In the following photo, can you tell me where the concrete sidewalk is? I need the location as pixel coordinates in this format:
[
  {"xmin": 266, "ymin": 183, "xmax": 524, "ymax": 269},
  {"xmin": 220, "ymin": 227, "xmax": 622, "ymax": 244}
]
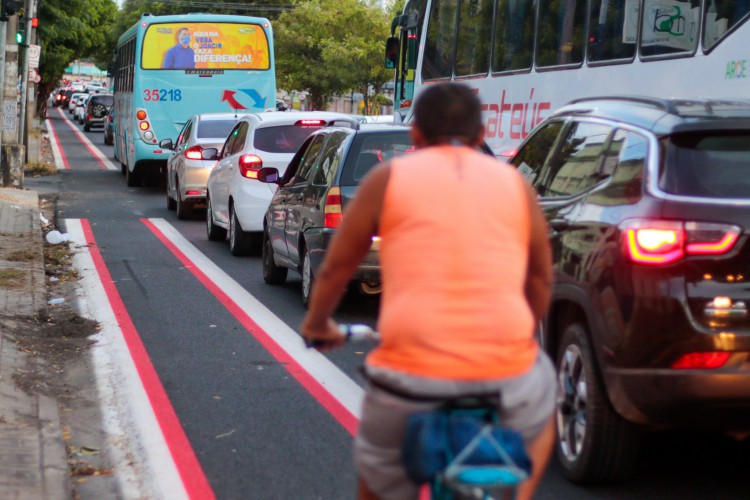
[{"xmin": 0, "ymin": 118, "xmax": 71, "ymax": 499}]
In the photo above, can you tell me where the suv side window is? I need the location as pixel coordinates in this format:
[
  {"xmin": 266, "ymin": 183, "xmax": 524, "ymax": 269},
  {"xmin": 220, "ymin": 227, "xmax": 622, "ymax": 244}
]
[
  {"xmin": 313, "ymin": 132, "xmax": 348, "ymax": 186},
  {"xmin": 294, "ymin": 135, "xmax": 327, "ymax": 183},
  {"xmin": 509, "ymin": 120, "xmax": 564, "ymax": 189},
  {"xmin": 280, "ymin": 136, "xmax": 315, "ymax": 186},
  {"xmin": 230, "ymin": 123, "xmax": 249, "ymax": 155},
  {"xmin": 594, "ymin": 129, "xmax": 647, "ymax": 205},
  {"xmin": 540, "ymin": 121, "xmax": 614, "ymax": 198},
  {"xmin": 222, "ymin": 124, "xmax": 241, "ymax": 158}
]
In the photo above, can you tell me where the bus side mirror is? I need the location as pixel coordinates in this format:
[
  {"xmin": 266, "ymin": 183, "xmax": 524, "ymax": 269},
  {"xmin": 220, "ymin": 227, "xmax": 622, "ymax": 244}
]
[{"xmin": 385, "ymin": 37, "xmax": 399, "ymax": 69}]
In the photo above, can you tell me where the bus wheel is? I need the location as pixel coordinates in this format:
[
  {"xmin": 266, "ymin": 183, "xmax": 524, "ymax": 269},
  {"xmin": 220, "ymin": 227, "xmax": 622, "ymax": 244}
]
[{"xmin": 126, "ymin": 165, "xmax": 141, "ymax": 187}]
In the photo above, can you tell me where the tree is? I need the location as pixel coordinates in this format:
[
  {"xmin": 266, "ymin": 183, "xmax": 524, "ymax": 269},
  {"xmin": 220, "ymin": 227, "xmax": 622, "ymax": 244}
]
[{"xmin": 274, "ymin": 0, "xmax": 392, "ymax": 111}]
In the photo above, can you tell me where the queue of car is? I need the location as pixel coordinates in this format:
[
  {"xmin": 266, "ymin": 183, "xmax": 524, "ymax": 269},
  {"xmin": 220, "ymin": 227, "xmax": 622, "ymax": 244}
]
[{"xmin": 60, "ymin": 87, "xmax": 750, "ymax": 487}]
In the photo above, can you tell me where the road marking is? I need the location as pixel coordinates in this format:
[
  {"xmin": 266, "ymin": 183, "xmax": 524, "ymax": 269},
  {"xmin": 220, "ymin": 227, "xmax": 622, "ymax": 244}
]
[
  {"xmin": 55, "ymin": 107, "xmax": 119, "ymax": 171},
  {"xmin": 66, "ymin": 218, "xmax": 212, "ymax": 500},
  {"xmin": 143, "ymin": 218, "xmax": 364, "ymax": 435},
  {"xmin": 44, "ymin": 116, "xmax": 68, "ymax": 170}
]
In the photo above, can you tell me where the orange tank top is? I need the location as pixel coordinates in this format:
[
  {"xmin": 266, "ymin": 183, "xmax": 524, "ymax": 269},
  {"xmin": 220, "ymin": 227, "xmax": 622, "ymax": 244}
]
[{"xmin": 367, "ymin": 145, "xmax": 538, "ymax": 380}]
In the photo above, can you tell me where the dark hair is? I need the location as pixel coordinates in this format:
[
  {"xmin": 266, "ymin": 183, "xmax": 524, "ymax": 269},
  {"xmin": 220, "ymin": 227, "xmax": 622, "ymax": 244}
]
[{"xmin": 412, "ymin": 83, "xmax": 483, "ymax": 145}]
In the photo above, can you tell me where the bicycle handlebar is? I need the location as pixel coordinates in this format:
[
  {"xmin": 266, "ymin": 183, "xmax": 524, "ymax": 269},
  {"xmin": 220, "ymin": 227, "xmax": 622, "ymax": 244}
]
[{"xmin": 304, "ymin": 324, "xmax": 379, "ymax": 348}]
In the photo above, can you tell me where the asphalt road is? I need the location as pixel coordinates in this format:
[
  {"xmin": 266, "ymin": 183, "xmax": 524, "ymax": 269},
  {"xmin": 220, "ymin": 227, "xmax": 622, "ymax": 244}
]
[{"xmin": 33, "ymin": 107, "xmax": 750, "ymax": 500}]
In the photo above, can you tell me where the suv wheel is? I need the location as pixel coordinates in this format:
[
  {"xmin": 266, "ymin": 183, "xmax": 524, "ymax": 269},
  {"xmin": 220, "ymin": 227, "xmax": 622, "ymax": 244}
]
[
  {"xmin": 556, "ymin": 322, "xmax": 639, "ymax": 483},
  {"xmin": 206, "ymin": 195, "xmax": 227, "ymax": 241},
  {"xmin": 229, "ymin": 205, "xmax": 253, "ymax": 256},
  {"xmin": 262, "ymin": 229, "xmax": 287, "ymax": 285},
  {"xmin": 301, "ymin": 247, "xmax": 314, "ymax": 307}
]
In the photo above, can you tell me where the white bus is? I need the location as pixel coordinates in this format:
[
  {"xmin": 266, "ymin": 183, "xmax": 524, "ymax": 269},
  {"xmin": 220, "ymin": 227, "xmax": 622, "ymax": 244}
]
[{"xmin": 387, "ymin": 0, "xmax": 750, "ymax": 156}]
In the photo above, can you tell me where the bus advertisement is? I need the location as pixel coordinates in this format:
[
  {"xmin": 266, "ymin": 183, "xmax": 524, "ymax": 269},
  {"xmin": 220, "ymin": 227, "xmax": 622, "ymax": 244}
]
[
  {"xmin": 387, "ymin": 0, "xmax": 750, "ymax": 157},
  {"xmin": 113, "ymin": 14, "xmax": 276, "ymax": 186}
]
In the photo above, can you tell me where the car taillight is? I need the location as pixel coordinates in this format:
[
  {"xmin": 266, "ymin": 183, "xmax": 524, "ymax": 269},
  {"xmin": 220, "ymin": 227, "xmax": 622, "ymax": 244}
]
[
  {"xmin": 672, "ymin": 351, "xmax": 730, "ymax": 369},
  {"xmin": 295, "ymin": 119, "xmax": 326, "ymax": 126},
  {"xmin": 621, "ymin": 220, "xmax": 741, "ymax": 265},
  {"xmin": 184, "ymin": 145, "xmax": 204, "ymax": 160},
  {"xmin": 239, "ymin": 154, "xmax": 262, "ymax": 178},
  {"xmin": 324, "ymin": 186, "xmax": 343, "ymax": 228}
]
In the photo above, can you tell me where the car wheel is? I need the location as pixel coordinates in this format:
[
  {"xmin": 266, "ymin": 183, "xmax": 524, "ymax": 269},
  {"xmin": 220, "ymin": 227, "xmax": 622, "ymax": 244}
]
[
  {"xmin": 301, "ymin": 247, "xmax": 314, "ymax": 308},
  {"xmin": 166, "ymin": 182, "xmax": 176, "ymax": 211},
  {"xmin": 229, "ymin": 205, "xmax": 253, "ymax": 256},
  {"xmin": 175, "ymin": 183, "xmax": 193, "ymax": 220},
  {"xmin": 556, "ymin": 322, "xmax": 639, "ymax": 483},
  {"xmin": 206, "ymin": 195, "xmax": 227, "ymax": 241},
  {"xmin": 262, "ymin": 228, "xmax": 287, "ymax": 285}
]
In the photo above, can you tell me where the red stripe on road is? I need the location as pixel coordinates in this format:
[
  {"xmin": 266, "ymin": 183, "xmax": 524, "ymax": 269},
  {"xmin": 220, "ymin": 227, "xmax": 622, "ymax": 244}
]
[
  {"xmin": 55, "ymin": 107, "xmax": 109, "ymax": 170},
  {"xmin": 80, "ymin": 219, "xmax": 215, "ymax": 500},
  {"xmin": 141, "ymin": 218, "xmax": 360, "ymax": 436},
  {"xmin": 46, "ymin": 112, "xmax": 70, "ymax": 169}
]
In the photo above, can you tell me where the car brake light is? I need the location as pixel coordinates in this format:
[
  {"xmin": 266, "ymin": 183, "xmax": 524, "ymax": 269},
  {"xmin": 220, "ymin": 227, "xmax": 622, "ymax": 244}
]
[
  {"xmin": 239, "ymin": 154, "xmax": 262, "ymax": 178},
  {"xmin": 622, "ymin": 220, "xmax": 742, "ymax": 265},
  {"xmin": 672, "ymin": 351, "xmax": 730, "ymax": 369},
  {"xmin": 324, "ymin": 186, "xmax": 343, "ymax": 228},
  {"xmin": 295, "ymin": 119, "xmax": 326, "ymax": 126},
  {"xmin": 185, "ymin": 145, "xmax": 203, "ymax": 160}
]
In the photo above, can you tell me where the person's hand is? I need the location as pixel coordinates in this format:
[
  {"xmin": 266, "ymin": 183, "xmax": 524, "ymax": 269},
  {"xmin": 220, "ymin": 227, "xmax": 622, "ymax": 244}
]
[{"xmin": 300, "ymin": 317, "xmax": 345, "ymax": 350}]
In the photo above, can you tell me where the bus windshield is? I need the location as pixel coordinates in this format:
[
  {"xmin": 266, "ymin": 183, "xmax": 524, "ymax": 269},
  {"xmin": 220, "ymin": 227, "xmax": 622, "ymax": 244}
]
[{"xmin": 141, "ymin": 22, "xmax": 270, "ymax": 71}]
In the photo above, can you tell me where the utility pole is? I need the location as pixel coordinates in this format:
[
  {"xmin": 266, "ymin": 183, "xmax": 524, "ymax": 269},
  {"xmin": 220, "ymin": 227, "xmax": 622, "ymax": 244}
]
[
  {"xmin": 17, "ymin": 0, "xmax": 33, "ymax": 149},
  {"xmin": 1, "ymin": 8, "xmax": 23, "ymax": 187}
]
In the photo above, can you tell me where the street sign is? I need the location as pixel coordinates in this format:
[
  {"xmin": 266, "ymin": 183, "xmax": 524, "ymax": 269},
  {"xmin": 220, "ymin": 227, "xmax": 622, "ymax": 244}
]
[{"xmin": 28, "ymin": 44, "xmax": 40, "ymax": 68}]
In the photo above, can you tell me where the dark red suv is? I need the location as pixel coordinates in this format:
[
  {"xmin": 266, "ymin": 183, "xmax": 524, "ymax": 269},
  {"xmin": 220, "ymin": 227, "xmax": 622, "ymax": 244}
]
[{"xmin": 509, "ymin": 96, "xmax": 750, "ymax": 483}]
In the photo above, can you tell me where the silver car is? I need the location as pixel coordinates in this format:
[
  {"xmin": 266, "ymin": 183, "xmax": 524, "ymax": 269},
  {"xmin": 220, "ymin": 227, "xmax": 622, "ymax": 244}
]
[{"xmin": 160, "ymin": 113, "xmax": 243, "ymax": 220}]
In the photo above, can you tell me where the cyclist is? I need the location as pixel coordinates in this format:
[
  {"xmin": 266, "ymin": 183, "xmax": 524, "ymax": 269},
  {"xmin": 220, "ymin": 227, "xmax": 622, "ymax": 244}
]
[{"xmin": 301, "ymin": 83, "xmax": 555, "ymax": 500}]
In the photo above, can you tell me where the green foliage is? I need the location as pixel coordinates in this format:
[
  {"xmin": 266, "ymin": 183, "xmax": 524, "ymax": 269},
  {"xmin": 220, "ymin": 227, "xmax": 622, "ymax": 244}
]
[{"xmin": 275, "ymin": 0, "xmax": 393, "ymax": 110}]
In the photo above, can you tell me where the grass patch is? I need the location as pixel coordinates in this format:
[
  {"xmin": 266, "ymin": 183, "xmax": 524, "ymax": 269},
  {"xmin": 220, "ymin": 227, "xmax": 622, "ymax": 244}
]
[
  {"xmin": 44, "ymin": 242, "xmax": 78, "ymax": 282},
  {"xmin": 7, "ymin": 248, "xmax": 37, "ymax": 262},
  {"xmin": 25, "ymin": 161, "xmax": 57, "ymax": 177},
  {"xmin": 0, "ymin": 269, "xmax": 23, "ymax": 288}
]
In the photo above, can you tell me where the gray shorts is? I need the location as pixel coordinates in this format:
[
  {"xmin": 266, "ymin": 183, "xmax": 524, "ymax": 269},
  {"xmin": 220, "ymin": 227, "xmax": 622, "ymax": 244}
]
[{"xmin": 354, "ymin": 352, "xmax": 556, "ymax": 500}]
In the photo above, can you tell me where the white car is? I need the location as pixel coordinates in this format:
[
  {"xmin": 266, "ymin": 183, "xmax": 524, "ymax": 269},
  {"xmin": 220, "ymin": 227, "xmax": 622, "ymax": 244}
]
[
  {"xmin": 205, "ymin": 111, "xmax": 355, "ymax": 255},
  {"xmin": 68, "ymin": 92, "xmax": 86, "ymax": 114},
  {"xmin": 160, "ymin": 113, "xmax": 243, "ymax": 220},
  {"xmin": 75, "ymin": 95, "xmax": 90, "ymax": 124}
]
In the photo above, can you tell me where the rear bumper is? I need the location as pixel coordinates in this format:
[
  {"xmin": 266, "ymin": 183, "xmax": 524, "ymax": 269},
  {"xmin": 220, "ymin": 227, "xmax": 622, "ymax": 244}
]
[
  {"xmin": 607, "ymin": 363, "xmax": 750, "ymax": 431},
  {"xmin": 309, "ymin": 229, "xmax": 380, "ymax": 283}
]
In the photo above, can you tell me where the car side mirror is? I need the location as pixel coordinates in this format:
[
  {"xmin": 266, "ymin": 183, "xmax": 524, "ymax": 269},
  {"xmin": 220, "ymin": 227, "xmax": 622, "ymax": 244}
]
[
  {"xmin": 159, "ymin": 138, "xmax": 174, "ymax": 150},
  {"xmin": 202, "ymin": 148, "xmax": 219, "ymax": 161},
  {"xmin": 257, "ymin": 167, "xmax": 280, "ymax": 184}
]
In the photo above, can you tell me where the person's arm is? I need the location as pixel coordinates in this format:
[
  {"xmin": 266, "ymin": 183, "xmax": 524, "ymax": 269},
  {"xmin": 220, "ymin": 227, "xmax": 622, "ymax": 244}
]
[
  {"xmin": 300, "ymin": 163, "xmax": 391, "ymax": 347},
  {"xmin": 523, "ymin": 179, "xmax": 553, "ymax": 324}
]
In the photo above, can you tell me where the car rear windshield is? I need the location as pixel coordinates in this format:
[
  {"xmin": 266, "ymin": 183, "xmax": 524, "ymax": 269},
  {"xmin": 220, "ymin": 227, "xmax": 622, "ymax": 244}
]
[
  {"xmin": 660, "ymin": 131, "xmax": 750, "ymax": 199},
  {"xmin": 92, "ymin": 95, "xmax": 114, "ymax": 106},
  {"xmin": 340, "ymin": 131, "xmax": 414, "ymax": 186},
  {"xmin": 253, "ymin": 125, "xmax": 324, "ymax": 153},
  {"xmin": 197, "ymin": 120, "xmax": 237, "ymax": 139}
]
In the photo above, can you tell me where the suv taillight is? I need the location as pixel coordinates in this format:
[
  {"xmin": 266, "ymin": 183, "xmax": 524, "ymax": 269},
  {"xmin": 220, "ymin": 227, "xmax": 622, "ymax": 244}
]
[
  {"xmin": 621, "ymin": 220, "xmax": 741, "ymax": 265},
  {"xmin": 184, "ymin": 145, "xmax": 204, "ymax": 160},
  {"xmin": 239, "ymin": 154, "xmax": 262, "ymax": 178},
  {"xmin": 324, "ymin": 187, "xmax": 343, "ymax": 228}
]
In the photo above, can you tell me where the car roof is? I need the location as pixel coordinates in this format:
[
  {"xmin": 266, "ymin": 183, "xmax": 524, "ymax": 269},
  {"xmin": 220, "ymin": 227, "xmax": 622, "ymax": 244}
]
[
  {"xmin": 195, "ymin": 112, "xmax": 247, "ymax": 122},
  {"xmin": 552, "ymin": 96, "xmax": 750, "ymax": 136},
  {"xmin": 240, "ymin": 111, "xmax": 356, "ymax": 127}
]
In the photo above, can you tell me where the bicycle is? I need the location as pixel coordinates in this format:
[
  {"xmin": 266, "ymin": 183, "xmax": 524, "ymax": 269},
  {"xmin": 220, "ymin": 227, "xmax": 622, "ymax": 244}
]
[{"xmin": 305, "ymin": 325, "xmax": 531, "ymax": 500}]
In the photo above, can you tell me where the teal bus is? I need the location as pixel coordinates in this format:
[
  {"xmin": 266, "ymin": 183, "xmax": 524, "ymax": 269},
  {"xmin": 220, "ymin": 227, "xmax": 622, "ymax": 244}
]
[{"xmin": 113, "ymin": 13, "xmax": 276, "ymax": 186}]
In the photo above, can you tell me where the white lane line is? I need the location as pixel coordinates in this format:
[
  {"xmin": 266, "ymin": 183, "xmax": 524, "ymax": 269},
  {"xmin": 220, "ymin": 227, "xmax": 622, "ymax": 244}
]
[
  {"xmin": 148, "ymin": 218, "xmax": 366, "ymax": 419},
  {"xmin": 57, "ymin": 109, "xmax": 119, "ymax": 171},
  {"xmin": 44, "ymin": 118, "xmax": 65, "ymax": 170},
  {"xmin": 66, "ymin": 218, "xmax": 189, "ymax": 500}
]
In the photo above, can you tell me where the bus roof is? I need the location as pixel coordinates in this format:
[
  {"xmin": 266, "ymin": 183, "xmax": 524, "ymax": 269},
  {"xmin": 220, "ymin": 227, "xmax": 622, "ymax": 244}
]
[{"xmin": 116, "ymin": 13, "xmax": 272, "ymax": 46}]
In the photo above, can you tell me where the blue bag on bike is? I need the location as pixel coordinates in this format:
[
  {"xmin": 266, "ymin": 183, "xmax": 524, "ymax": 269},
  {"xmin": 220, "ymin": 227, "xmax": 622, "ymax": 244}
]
[{"xmin": 401, "ymin": 406, "xmax": 532, "ymax": 485}]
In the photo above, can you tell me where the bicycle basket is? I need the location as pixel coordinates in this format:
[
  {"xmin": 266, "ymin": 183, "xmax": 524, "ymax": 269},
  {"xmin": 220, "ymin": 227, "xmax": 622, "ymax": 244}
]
[{"xmin": 402, "ymin": 407, "xmax": 531, "ymax": 485}]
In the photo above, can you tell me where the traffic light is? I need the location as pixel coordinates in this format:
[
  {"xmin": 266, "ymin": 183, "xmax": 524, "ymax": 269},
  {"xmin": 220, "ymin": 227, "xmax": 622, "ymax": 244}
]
[
  {"xmin": 16, "ymin": 15, "xmax": 25, "ymax": 45},
  {"xmin": 1, "ymin": 0, "xmax": 24, "ymax": 21}
]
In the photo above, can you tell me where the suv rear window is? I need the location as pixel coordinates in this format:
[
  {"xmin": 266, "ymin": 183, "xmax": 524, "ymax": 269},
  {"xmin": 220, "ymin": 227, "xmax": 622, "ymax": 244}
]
[
  {"xmin": 253, "ymin": 125, "xmax": 324, "ymax": 153},
  {"xmin": 660, "ymin": 132, "xmax": 750, "ymax": 199},
  {"xmin": 340, "ymin": 131, "xmax": 414, "ymax": 185},
  {"xmin": 197, "ymin": 120, "xmax": 236, "ymax": 139},
  {"xmin": 91, "ymin": 95, "xmax": 113, "ymax": 106}
]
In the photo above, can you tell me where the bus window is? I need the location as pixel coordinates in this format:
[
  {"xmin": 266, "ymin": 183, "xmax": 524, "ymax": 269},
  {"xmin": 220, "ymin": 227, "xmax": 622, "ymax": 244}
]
[
  {"xmin": 639, "ymin": 0, "xmax": 699, "ymax": 57},
  {"xmin": 455, "ymin": 0, "xmax": 493, "ymax": 76},
  {"xmin": 588, "ymin": 0, "xmax": 637, "ymax": 63},
  {"xmin": 422, "ymin": 0, "xmax": 459, "ymax": 80},
  {"xmin": 704, "ymin": 0, "xmax": 750, "ymax": 50},
  {"xmin": 536, "ymin": 0, "xmax": 587, "ymax": 68},
  {"xmin": 492, "ymin": 0, "xmax": 534, "ymax": 73}
]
